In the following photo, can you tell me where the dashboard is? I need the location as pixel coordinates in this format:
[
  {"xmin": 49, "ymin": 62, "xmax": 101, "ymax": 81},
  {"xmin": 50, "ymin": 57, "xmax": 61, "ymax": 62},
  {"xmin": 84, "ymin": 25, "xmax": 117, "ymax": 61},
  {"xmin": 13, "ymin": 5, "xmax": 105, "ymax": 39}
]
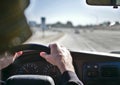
[
  {"xmin": 83, "ymin": 62, "xmax": 120, "ymax": 85},
  {"xmin": 1, "ymin": 44, "xmax": 120, "ymax": 85}
]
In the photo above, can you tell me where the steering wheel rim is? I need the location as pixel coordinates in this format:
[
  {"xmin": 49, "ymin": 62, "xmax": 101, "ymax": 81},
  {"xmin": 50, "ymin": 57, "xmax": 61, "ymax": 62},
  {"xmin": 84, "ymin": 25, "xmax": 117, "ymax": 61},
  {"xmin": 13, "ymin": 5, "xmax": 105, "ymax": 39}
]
[
  {"xmin": 9, "ymin": 44, "xmax": 50, "ymax": 54},
  {"xmin": 9, "ymin": 43, "xmax": 51, "ymax": 66}
]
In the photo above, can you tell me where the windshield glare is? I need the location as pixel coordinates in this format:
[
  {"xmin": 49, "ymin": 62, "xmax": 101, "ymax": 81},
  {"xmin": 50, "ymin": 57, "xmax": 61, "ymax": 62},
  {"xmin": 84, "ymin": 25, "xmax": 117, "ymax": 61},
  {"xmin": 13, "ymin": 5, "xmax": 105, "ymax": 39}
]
[{"xmin": 24, "ymin": 0, "xmax": 120, "ymax": 53}]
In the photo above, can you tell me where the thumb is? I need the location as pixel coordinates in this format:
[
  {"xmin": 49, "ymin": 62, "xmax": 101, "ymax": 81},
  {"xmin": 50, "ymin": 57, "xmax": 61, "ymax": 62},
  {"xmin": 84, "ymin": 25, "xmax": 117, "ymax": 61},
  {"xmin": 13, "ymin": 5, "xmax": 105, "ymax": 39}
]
[
  {"xmin": 13, "ymin": 51, "xmax": 23, "ymax": 62},
  {"xmin": 40, "ymin": 52, "xmax": 48, "ymax": 59}
]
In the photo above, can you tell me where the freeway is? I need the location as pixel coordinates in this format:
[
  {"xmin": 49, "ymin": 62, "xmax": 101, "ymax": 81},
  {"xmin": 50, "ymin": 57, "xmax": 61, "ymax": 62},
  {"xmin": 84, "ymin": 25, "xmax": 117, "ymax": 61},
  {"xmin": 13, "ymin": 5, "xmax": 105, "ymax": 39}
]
[
  {"xmin": 56, "ymin": 29, "xmax": 120, "ymax": 53},
  {"xmin": 26, "ymin": 27, "xmax": 120, "ymax": 53}
]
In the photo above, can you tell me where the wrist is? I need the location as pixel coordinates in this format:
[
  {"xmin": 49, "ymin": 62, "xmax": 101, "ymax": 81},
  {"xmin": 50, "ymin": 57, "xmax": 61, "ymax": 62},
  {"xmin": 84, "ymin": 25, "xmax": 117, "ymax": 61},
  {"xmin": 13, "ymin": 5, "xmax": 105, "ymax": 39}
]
[{"xmin": 57, "ymin": 64, "xmax": 75, "ymax": 74}]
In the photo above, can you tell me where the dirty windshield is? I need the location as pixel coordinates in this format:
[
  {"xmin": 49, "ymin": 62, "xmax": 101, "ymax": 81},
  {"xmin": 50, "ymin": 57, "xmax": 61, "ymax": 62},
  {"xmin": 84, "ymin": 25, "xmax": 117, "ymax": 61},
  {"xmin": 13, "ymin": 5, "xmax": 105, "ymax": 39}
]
[{"xmin": 25, "ymin": 0, "xmax": 120, "ymax": 53}]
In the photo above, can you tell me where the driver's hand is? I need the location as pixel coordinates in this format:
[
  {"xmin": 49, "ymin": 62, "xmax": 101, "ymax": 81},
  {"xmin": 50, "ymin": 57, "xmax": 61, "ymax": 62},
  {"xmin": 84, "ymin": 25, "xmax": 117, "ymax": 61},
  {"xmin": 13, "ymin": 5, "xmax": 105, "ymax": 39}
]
[
  {"xmin": 0, "ymin": 51, "xmax": 23, "ymax": 70},
  {"xmin": 40, "ymin": 43, "xmax": 75, "ymax": 74},
  {"xmin": 12, "ymin": 51, "xmax": 23, "ymax": 62}
]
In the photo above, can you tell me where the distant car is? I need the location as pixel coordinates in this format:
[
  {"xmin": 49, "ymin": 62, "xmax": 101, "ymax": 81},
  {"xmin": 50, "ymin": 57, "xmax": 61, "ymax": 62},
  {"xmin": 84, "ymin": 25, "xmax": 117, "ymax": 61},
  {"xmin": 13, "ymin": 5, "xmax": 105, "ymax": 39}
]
[{"xmin": 74, "ymin": 29, "xmax": 80, "ymax": 34}]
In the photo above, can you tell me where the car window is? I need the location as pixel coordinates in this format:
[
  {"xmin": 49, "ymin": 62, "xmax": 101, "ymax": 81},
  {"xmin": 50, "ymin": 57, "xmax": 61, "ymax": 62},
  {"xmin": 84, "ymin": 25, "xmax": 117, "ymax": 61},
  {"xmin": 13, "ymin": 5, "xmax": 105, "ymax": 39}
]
[{"xmin": 24, "ymin": 0, "xmax": 120, "ymax": 53}]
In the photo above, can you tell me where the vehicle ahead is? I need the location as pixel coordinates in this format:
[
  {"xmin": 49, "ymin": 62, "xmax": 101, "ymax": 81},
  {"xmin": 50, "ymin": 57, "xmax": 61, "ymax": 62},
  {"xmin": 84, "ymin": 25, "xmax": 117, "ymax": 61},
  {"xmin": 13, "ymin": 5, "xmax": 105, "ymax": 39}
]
[
  {"xmin": 0, "ymin": 0, "xmax": 120, "ymax": 85},
  {"xmin": 74, "ymin": 29, "xmax": 80, "ymax": 34}
]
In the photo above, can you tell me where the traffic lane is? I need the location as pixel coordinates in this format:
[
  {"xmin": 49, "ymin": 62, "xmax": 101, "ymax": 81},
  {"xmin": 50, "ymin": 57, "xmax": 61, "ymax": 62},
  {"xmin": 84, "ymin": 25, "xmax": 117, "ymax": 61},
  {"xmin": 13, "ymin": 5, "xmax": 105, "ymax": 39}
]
[
  {"xmin": 26, "ymin": 28, "xmax": 120, "ymax": 53},
  {"xmin": 80, "ymin": 30, "xmax": 120, "ymax": 52},
  {"xmin": 54, "ymin": 31, "xmax": 98, "ymax": 52},
  {"xmin": 54, "ymin": 29, "xmax": 120, "ymax": 53}
]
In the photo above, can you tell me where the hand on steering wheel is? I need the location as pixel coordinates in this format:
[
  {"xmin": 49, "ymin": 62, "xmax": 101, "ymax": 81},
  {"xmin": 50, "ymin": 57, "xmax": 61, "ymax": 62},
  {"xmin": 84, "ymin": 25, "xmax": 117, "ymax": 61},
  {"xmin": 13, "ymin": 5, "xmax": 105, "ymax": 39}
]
[
  {"xmin": 12, "ymin": 51, "xmax": 23, "ymax": 62},
  {"xmin": 40, "ymin": 43, "xmax": 75, "ymax": 74}
]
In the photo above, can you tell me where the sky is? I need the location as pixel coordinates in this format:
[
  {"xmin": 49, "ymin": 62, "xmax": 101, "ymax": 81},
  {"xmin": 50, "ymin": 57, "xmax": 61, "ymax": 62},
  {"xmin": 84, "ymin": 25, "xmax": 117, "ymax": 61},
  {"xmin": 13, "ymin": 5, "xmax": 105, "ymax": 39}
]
[{"xmin": 25, "ymin": 0, "xmax": 120, "ymax": 26}]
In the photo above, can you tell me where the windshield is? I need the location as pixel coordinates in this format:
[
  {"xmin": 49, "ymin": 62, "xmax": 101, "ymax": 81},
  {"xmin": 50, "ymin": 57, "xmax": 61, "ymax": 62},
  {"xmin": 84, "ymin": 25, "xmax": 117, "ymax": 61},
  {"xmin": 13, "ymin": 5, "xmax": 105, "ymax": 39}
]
[{"xmin": 24, "ymin": 0, "xmax": 120, "ymax": 53}]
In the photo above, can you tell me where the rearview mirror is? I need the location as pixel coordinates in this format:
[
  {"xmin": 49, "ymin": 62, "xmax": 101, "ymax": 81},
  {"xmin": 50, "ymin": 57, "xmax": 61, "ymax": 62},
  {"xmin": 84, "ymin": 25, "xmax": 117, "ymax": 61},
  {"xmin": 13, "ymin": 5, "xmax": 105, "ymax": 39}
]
[{"xmin": 86, "ymin": 0, "xmax": 120, "ymax": 6}]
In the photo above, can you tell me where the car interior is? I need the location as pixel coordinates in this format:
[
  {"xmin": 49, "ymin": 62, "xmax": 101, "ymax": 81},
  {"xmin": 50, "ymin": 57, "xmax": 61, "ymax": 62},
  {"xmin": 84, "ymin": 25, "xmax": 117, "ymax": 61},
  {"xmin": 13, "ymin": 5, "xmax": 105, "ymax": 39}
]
[{"xmin": 0, "ymin": 0, "xmax": 120, "ymax": 85}]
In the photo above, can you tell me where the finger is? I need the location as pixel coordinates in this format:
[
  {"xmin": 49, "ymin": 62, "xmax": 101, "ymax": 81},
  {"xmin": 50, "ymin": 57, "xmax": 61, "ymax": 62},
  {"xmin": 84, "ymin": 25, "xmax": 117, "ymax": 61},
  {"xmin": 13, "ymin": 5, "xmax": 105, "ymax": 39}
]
[
  {"xmin": 17, "ymin": 51, "xmax": 23, "ymax": 56},
  {"xmin": 50, "ymin": 44, "xmax": 58, "ymax": 54},
  {"xmin": 12, "ymin": 51, "xmax": 23, "ymax": 62},
  {"xmin": 14, "ymin": 51, "xmax": 23, "ymax": 58},
  {"xmin": 40, "ymin": 52, "xmax": 49, "ymax": 59}
]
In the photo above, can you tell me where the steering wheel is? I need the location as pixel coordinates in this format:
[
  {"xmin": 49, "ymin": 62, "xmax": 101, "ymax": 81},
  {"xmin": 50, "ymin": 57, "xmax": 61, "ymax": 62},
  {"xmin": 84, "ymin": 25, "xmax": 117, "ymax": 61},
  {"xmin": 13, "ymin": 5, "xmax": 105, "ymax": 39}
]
[
  {"xmin": 10, "ymin": 44, "xmax": 50, "ymax": 54},
  {"xmin": 2, "ymin": 44, "xmax": 61, "ymax": 85}
]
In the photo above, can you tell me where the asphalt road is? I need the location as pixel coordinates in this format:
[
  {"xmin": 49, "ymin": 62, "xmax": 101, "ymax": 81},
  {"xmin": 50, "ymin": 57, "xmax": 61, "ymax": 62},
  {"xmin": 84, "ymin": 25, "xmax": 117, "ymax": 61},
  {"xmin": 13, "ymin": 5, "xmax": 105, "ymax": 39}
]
[
  {"xmin": 56, "ymin": 29, "xmax": 120, "ymax": 53},
  {"xmin": 27, "ymin": 27, "xmax": 120, "ymax": 53}
]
